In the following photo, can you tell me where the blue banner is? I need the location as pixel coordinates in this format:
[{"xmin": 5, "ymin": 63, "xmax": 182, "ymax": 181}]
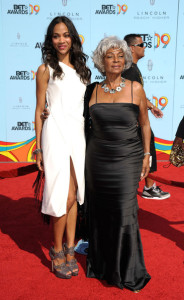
[{"xmin": 0, "ymin": 0, "xmax": 182, "ymax": 161}]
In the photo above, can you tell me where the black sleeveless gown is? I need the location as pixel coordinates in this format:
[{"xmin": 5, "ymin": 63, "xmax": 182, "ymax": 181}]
[{"xmin": 85, "ymin": 83, "xmax": 151, "ymax": 291}]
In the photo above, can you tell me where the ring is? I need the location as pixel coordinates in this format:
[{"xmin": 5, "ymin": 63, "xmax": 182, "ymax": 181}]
[{"xmin": 41, "ymin": 112, "xmax": 44, "ymax": 116}]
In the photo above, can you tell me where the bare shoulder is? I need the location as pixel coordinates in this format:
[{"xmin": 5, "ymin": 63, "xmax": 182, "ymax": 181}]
[
  {"xmin": 37, "ymin": 64, "xmax": 50, "ymax": 79},
  {"xmin": 132, "ymin": 81, "xmax": 143, "ymax": 91},
  {"xmin": 132, "ymin": 81, "xmax": 144, "ymax": 98}
]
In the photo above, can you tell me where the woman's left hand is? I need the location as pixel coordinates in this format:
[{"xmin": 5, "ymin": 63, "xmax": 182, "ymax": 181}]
[{"xmin": 140, "ymin": 156, "xmax": 150, "ymax": 181}]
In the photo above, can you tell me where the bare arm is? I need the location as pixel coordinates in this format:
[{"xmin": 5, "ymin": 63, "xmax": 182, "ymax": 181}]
[
  {"xmin": 147, "ymin": 98, "xmax": 163, "ymax": 118},
  {"xmin": 137, "ymin": 86, "xmax": 151, "ymax": 180},
  {"xmin": 35, "ymin": 64, "xmax": 49, "ymax": 171}
]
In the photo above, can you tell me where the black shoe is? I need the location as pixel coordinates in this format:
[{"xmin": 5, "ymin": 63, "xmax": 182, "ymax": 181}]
[{"xmin": 142, "ymin": 185, "xmax": 171, "ymax": 200}]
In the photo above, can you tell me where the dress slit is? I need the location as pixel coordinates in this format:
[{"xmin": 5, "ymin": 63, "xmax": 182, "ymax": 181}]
[{"xmin": 65, "ymin": 156, "xmax": 79, "ymax": 211}]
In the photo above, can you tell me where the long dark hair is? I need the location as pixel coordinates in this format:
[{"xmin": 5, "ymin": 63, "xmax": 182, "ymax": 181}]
[{"xmin": 42, "ymin": 16, "xmax": 91, "ymax": 83}]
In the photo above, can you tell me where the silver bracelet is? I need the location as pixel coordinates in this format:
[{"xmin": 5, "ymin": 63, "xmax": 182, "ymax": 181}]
[{"xmin": 144, "ymin": 152, "xmax": 150, "ymax": 156}]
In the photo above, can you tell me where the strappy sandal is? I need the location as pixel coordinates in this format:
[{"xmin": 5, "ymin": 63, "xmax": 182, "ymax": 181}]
[
  {"xmin": 63, "ymin": 243, "xmax": 79, "ymax": 276},
  {"xmin": 49, "ymin": 246, "xmax": 72, "ymax": 279}
]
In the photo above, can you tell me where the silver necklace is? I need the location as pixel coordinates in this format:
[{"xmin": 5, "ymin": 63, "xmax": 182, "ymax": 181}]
[{"xmin": 101, "ymin": 77, "xmax": 126, "ymax": 94}]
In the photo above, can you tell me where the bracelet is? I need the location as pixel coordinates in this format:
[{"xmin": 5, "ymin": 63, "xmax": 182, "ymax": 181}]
[
  {"xmin": 31, "ymin": 148, "xmax": 42, "ymax": 161},
  {"xmin": 144, "ymin": 152, "xmax": 150, "ymax": 156},
  {"xmin": 33, "ymin": 148, "xmax": 42, "ymax": 155},
  {"xmin": 148, "ymin": 105, "xmax": 154, "ymax": 110}
]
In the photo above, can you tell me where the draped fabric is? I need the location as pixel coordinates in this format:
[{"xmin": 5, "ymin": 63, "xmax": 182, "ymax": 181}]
[
  {"xmin": 84, "ymin": 83, "xmax": 151, "ymax": 291},
  {"xmin": 41, "ymin": 62, "xmax": 86, "ymax": 217}
]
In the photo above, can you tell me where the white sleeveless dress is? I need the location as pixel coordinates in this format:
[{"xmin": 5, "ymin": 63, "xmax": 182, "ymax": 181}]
[{"xmin": 41, "ymin": 62, "xmax": 86, "ymax": 217}]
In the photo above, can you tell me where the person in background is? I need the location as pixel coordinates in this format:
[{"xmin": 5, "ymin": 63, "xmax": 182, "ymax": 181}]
[
  {"xmin": 35, "ymin": 16, "xmax": 91, "ymax": 279},
  {"xmin": 123, "ymin": 34, "xmax": 170, "ymax": 200},
  {"xmin": 84, "ymin": 36, "xmax": 151, "ymax": 292},
  {"xmin": 174, "ymin": 116, "xmax": 184, "ymax": 147}
]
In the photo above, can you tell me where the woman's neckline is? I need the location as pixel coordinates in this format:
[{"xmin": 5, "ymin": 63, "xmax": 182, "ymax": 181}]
[
  {"xmin": 59, "ymin": 61, "xmax": 75, "ymax": 71},
  {"xmin": 89, "ymin": 102, "xmax": 139, "ymax": 109}
]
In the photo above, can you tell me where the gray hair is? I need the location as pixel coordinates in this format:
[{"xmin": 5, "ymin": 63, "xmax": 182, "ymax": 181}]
[{"xmin": 92, "ymin": 36, "xmax": 132, "ymax": 75}]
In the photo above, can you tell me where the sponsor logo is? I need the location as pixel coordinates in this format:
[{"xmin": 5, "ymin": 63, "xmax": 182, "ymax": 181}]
[
  {"xmin": 140, "ymin": 33, "xmax": 170, "ymax": 49},
  {"xmin": 95, "ymin": 75, "xmax": 105, "ymax": 80},
  {"xmin": 7, "ymin": 5, "xmax": 28, "ymax": 14},
  {"xmin": 150, "ymin": 0, "xmax": 156, "ymax": 5},
  {"xmin": 10, "ymin": 71, "xmax": 36, "ymax": 80},
  {"xmin": 95, "ymin": 4, "xmax": 128, "ymax": 15},
  {"xmin": 32, "ymin": 121, "xmax": 36, "ymax": 131},
  {"xmin": 134, "ymin": 8, "xmax": 169, "ymax": 20},
  {"xmin": 10, "ymin": 33, "xmax": 29, "ymax": 47},
  {"xmin": 95, "ymin": 5, "xmax": 116, "ymax": 15},
  {"xmin": 7, "ymin": 4, "xmax": 40, "ymax": 15},
  {"xmin": 79, "ymin": 34, "xmax": 84, "ymax": 45},
  {"xmin": 152, "ymin": 96, "xmax": 168, "ymax": 110},
  {"xmin": 147, "ymin": 59, "xmax": 153, "ymax": 71},
  {"xmin": 35, "ymin": 42, "xmax": 43, "ymax": 49},
  {"xmin": 11, "ymin": 122, "xmax": 31, "ymax": 130},
  {"xmin": 47, "ymin": 11, "xmax": 81, "ymax": 21},
  {"xmin": 141, "ymin": 34, "xmax": 153, "ymax": 48},
  {"xmin": 29, "ymin": 4, "xmax": 40, "ymax": 15},
  {"xmin": 62, "ymin": 0, "xmax": 68, "ymax": 6},
  {"xmin": 143, "ymin": 75, "xmax": 166, "ymax": 84},
  {"xmin": 117, "ymin": 4, "xmax": 128, "ymax": 14},
  {"xmin": 180, "ymin": 75, "xmax": 184, "ymax": 79},
  {"xmin": 31, "ymin": 71, "xmax": 37, "ymax": 80},
  {"xmin": 154, "ymin": 33, "xmax": 171, "ymax": 48},
  {"xmin": 12, "ymin": 97, "xmax": 31, "ymax": 110}
]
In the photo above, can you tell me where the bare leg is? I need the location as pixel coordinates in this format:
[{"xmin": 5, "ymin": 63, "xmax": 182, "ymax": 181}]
[
  {"xmin": 65, "ymin": 158, "xmax": 78, "ymax": 271},
  {"xmin": 52, "ymin": 215, "xmax": 72, "ymax": 275},
  {"xmin": 52, "ymin": 215, "xmax": 66, "ymax": 252},
  {"xmin": 66, "ymin": 201, "xmax": 77, "ymax": 247},
  {"xmin": 51, "ymin": 158, "xmax": 78, "ymax": 274},
  {"xmin": 145, "ymin": 176, "xmax": 154, "ymax": 188}
]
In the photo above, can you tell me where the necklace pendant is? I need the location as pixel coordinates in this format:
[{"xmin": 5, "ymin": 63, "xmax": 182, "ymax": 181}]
[
  {"xmin": 116, "ymin": 86, "xmax": 122, "ymax": 92},
  {"xmin": 120, "ymin": 82, "xmax": 125, "ymax": 88},
  {"xmin": 101, "ymin": 77, "xmax": 126, "ymax": 94},
  {"xmin": 104, "ymin": 87, "xmax": 109, "ymax": 93}
]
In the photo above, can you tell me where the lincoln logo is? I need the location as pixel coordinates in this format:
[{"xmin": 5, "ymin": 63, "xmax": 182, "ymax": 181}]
[
  {"xmin": 147, "ymin": 60, "xmax": 153, "ymax": 71},
  {"xmin": 150, "ymin": 0, "xmax": 155, "ymax": 5},
  {"xmin": 62, "ymin": 0, "xmax": 67, "ymax": 6}
]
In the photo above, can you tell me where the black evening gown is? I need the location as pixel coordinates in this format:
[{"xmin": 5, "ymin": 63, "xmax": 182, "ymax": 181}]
[{"xmin": 85, "ymin": 83, "xmax": 151, "ymax": 291}]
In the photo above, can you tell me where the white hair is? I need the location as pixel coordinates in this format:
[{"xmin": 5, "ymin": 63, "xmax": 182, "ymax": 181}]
[{"xmin": 92, "ymin": 36, "xmax": 132, "ymax": 75}]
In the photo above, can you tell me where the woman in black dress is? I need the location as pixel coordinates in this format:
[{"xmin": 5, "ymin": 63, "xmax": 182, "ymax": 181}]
[{"xmin": 84, "ymin": 36, "xmax": 151, "ymax": 292}]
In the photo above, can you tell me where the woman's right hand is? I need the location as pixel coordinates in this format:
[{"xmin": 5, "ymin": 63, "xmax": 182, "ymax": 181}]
[
  {"xmin": 41, "ymin": 108, "xmax": 50, "ymax": 121},
  {"xmin": 36, "ymin": 152, "xmax": 44, "ymax": 172},
  {"xmin": 140, "ymin": 156, "xmax": 150, "ymax": 181}
]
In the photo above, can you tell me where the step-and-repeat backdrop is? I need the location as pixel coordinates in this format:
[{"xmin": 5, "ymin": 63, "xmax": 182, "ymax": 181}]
[{"xmin": 0, "ymin": 0, "xmax": 184, "ymax": 162}]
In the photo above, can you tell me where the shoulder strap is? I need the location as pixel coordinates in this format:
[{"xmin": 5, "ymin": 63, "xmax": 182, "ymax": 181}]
[
  {"xmin": 96, "ymin": 84, "xmax": 98, "ymax": 103},
  {"xmin": 131, "ymin": 81, "xmax": 133, "ymax": 103}
]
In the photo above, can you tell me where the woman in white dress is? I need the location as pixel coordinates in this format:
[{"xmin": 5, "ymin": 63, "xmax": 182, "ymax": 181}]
[{"xmin": 35, "ymin": 16, "xmax": 91, "ymax": 279}]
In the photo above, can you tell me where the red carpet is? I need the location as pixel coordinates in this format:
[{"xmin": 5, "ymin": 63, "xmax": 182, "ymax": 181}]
[{"xmin": 0, "ymin": 162, "xmax": 184, "ymax": 299}]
